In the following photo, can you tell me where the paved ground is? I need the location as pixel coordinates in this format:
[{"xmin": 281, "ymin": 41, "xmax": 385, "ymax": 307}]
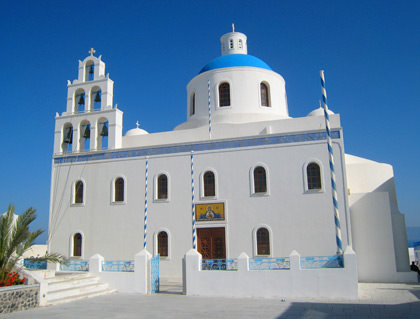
[{"xmin": 3, "ymin": 283, "xmax": 420, "ymax": 319}]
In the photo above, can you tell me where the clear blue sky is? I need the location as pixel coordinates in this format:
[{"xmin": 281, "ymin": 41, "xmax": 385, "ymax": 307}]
[{"xmin": 1, "ymin": 1, "xmax": 419, "ymax": 244}]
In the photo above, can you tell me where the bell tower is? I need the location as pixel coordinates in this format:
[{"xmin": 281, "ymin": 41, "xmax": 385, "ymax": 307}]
[{"xmin": 53, "ymin": 49, "xmax": 123, "ymax": 154}]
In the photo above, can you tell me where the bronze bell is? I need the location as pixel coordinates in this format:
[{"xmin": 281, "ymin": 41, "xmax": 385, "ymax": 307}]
[
  {"xmin": 83, "ymin": 125, "xmax": 90, "ymax": 138},
  {"xmin": 78, "ymin": 94, "xmax": 85, "ymax": 105},
  {"xmin": 94, "ymin": 91, "xmax": 101, "ymax": 102},
  {"xmin": 89, "ymin": 64, "xmax": 94, "ymax": 74},
  {"xmin": 63, "ymin": 127, "xmax": 73, "ymax": 144},
  {"xmin": 100, "ymin": 124, "xmax": 108, "ymax": 137}
]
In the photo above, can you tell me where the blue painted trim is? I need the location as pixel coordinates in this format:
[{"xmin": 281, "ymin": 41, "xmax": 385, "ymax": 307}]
[
  {"xmin": 249, "ymin": 257, "xmax": 290, "ymax": 270},
  {"xmin": 199, "ymin": 54, "xmax": 272, "ymax": 74},
  {"xmin": 151, "ymin": 254, "xmax": 160, "ymax": 293},
  {"xmin": 54, "ymin": 130, "xmax": 341, "ymax": 164},
  {"xmin": 23, "ymin": 259, "xmax": 47, "ymax": 270},
  {"xmin": 60, "ymin": 260, "xmax": 89, "ymax": 271},
  {"xmin": 300, "ymin": 255, "xmax": 344, "ymax": 269},
  {"xmin": 201, "ymin": 258, "xmax": 238, "ymax": 271},
  {"xmin": 102, "ymin": 260, "xmax": 134, "ymax": 272}
]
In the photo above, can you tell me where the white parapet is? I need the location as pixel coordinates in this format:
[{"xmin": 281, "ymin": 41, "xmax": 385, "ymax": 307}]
[{"xmin": 184, "ymin": 247, "xmax": 358, "ymax": 300}]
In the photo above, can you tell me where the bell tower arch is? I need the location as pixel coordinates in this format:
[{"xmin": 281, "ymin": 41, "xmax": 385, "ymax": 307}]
[{"xmin": 53, "ymin": 49, "xmax": 122, "ymax": 154}]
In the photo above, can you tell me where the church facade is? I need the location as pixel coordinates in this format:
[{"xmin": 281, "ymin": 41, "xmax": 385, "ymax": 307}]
[{"xmin": 48, "ymin": 30, "xmax": 414, "ymax": 283}]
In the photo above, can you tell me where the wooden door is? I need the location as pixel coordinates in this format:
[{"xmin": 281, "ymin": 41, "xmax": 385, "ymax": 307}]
[{"xmin": 197, "ymin": 227, "xmax": 226, "ymax": 259}]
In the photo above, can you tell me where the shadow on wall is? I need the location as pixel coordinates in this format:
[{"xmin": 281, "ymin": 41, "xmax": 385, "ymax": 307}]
[
  {"xmin": 349, "ymin": 175, "xmax": 411, "ymax": 275},
  {"xmin": 349, "ymin": 176, "xmax": 398, "ymax": 209}
]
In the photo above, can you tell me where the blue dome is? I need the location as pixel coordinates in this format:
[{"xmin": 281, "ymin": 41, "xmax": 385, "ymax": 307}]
[{"xmin": 199, "ymin": 54, "xmax": 272, "ymax": 74}]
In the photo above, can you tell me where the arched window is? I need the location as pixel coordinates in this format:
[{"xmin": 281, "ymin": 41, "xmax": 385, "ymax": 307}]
[
  {"xmin": 157, "ymin": 231, "xmax": 168, "ymax": 257},
  {"xmin": 256, "ymin": 228, "xmax": 270, "ymax": 255},
  {"xmin": 157, "ymin": 174, "xmax": 168, "ymax": 199},
  {"xmin": 203, "ymin": 171, "xmax": 215, "ymax": 197},
  {"xmin": 307, "ymin": 163, "xmax": 322, "ymax": 190},
  {"xmin": 73, "ymin": 233, "xmax": 82, "ymax": 257},
  {"xmin": 115, "ymin": 177, "xmax": 124, "ymax": 202},
  {"xmin": 260, "ymin": 82, "xmax": 270, "ymax": 107},
  {"xmin": 75, "ymin": 181, "xmax": 84, "ymax": 204},
  {"xmin": 238, "ymin": 39, "xmax": 243, "ymax": 49},
  {"xmin": 254, "ymin": 166, "xmax": 267, "ymax": 193},
  {"xmin": 190, "ymin": 93, "xmax": 195, "ymax": 116},
  {"xmin": 219, "ymin": 83, "xmax": 230, "ymax": 107}
]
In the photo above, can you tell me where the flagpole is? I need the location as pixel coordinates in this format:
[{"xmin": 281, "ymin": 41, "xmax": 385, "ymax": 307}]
[
  {"xmin": 320, "ymin": 70, "xmax": 343, "ymax": 255},
  {"xmin": 143, "ymin": 156, "xmax": 149, "ymax": 249},
  {"xmin": 208, "ymin": 80, "xmax": 212, "ymax": 139},
  {"xmin": 190, "ymin": 151, "xmax": 197, "ymax": 249}
]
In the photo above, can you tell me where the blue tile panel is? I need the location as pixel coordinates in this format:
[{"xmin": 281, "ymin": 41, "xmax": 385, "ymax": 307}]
[
  {"xmin": 60, "ymin": 260, "xmax": 89, "ymax": 271},
  {"xmin": 300, "ymin": 255, "xmax": 344, "ymax": 269},
  {"xmin": 249, "ymin": 257, "xmax": 290, "ymax": 270},
  {"xmin": 23, "ymin": 259, "xmax": 47, "ymax": 270},
  {"xmin": 54, "ymin": 130, "xmax": 341, "ymax": 164},
  {"xmin": 102, "ymin": 260, "xmax": 134, "ymax": 272},
  {"xmin": 201, "ymin": 259, "xmax": 238, "ymax": 271}
]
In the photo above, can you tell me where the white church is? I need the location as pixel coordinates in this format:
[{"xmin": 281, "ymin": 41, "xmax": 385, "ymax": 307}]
[{"xmin": 48, "ymin": 29, "xmax": 414, "ymax": 290}]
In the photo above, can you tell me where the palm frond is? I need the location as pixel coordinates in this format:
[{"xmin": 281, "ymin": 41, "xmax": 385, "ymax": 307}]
[
  {"xmin": 0, "ymin": 204, "xmax": 47, "ymax": 280},
  {"xmin": 27, "ymin": 253, "xmax": 68, "ymax": 266}
]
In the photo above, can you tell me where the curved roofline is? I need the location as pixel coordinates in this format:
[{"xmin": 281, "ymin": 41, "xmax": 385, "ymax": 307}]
[{"xmin": 199, "ymin": 54, "xmax": 272, "ymax": 74}]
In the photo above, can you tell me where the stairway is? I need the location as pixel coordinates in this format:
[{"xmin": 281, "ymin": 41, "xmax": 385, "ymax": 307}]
[
  {"xmin": 159, "ymin": 278, "xmax": 184, "ymax": 295},
  {"xmin": 45, "ymin": 272, "xmax": 115, "ymax": 306}
]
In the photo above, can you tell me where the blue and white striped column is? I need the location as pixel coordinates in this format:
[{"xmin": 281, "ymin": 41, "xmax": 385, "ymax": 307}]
[
  {"xmin": 208, "ymin": 80, "xmax": 212, "ymax": 139},
  {"xmin": 190, "ymin": 151, "xmax": 197, "ymax": 249},
  {"xmin": 320, "ymin": 70, "xmax": 343, "ymax": 255},
  {"xmin": 143, "ymin": 156, "xmax": 149, "ymax": 249}
]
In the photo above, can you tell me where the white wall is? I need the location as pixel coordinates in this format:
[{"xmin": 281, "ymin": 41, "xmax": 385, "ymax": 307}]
[
  {"xmin": 346, "ymin": 154, "xmax": 414, "ymax": 282},
  {"xmin": 49, "ymin": 129, "xmax": 349, "ymax": 281},
  {"xmin": 349, "ymin": 192, "xmax": 415, "ymax": 282}
]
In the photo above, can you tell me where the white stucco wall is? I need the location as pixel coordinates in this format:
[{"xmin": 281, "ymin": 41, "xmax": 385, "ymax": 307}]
[
  {"xmin": 346, "ymin": 155, "xmax": 414, "ymax": 282},
  {"xmin": 49, "ymin": 119, "xmax": 349, "ymax": 281}
]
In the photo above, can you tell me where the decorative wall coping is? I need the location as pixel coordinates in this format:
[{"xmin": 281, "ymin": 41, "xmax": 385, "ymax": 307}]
[
  {"xmin": 0, "ymin": 284, "xmax": 39, "ymax": 292},
  {"xmin": 54, "ymin": 130, "xmax": 341, "ymax": 164}
]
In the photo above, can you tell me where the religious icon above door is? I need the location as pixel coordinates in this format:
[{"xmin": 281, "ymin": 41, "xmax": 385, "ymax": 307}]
[{"xmin": 196, "ymin": 203, "xmax": 225, "ymax": 221}]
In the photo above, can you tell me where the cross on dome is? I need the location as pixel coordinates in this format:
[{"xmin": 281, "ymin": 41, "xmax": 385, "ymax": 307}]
[
  {"xmin": 232, "ymin": 23, "xmax": 235, "ymax": 32},
  {"xmin": 89, "ymin": 48, "xmax": 96, "ymax": 56},
  {"xmin": 136, "ymin": 121, "xmax": 140, "ymax": 128}
]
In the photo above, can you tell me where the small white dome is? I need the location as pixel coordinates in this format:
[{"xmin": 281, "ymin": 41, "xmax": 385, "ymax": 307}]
[
  {"xmin": 125, "ymin": 127, "xmax": 148, "ymax": 137},
  {"xmin": 307, "ymin": 106, "xmax": 335, "ymax": 117}
]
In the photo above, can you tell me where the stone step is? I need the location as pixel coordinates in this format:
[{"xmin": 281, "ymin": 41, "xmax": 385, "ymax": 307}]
[
  {"xmin": 47, "ymin": 282, "xmax": 109, "ymax": 302},
  {"xmin": 47, "ymin": 275, "xmax": 100, "ymax": 292},
  {"xmin": 47, "ymin": 288, "xmax": 116, "ymax": 306},
  {"xmin": 44, "ymin": 272, "xmax": 115, "ymax": 306},
  {"xmin": 159, "ymin": 279, "xmax": 183, "ymax": 294},
  {"xmin": 46, "ymin": 271, "xmax": 91, "ymax": 283}
]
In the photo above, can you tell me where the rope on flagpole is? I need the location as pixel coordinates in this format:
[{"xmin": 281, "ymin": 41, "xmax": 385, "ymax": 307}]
[
  {"xmin": 320, "ymin": 70, "xmax": 343, "ymax": 255},
  {"xmin": 143, "ymin": 156, "xmax": 149, "ymax": 249},
  {"xmin": 190, "ymin": 151, "xmax": 197, "ymax": 249},
  {"xmin": 208, "ymin": 80, "xmax": 212, "ymax": 139}
]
